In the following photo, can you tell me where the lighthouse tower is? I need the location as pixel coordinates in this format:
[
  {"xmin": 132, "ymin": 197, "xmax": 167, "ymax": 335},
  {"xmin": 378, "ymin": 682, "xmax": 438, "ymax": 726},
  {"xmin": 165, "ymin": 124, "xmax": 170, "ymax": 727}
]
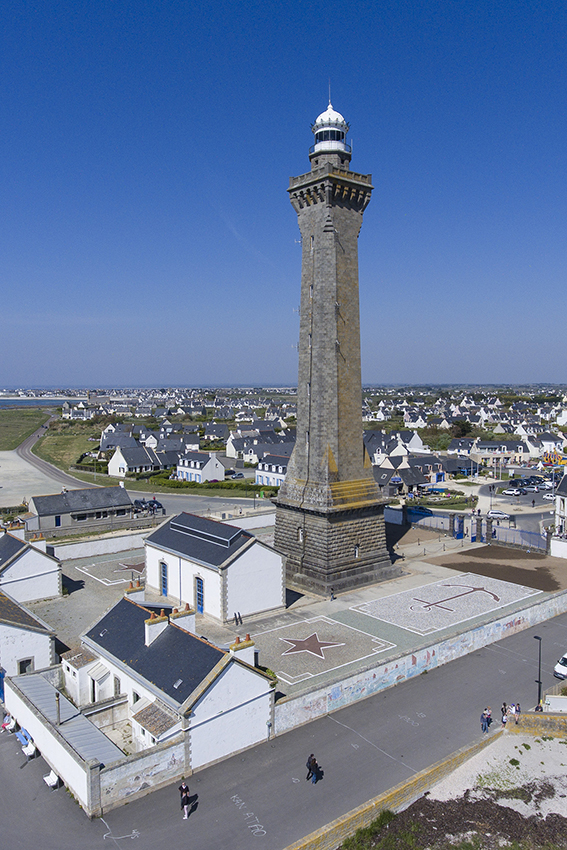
[{"xmin": 274, "ymin": 102, "xmax": 395, "ymax": 596}]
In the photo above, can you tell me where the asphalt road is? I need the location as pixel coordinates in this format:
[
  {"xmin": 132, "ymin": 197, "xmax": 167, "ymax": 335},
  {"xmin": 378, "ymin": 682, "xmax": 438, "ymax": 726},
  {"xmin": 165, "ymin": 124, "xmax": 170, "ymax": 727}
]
[
  {"xmin": 15, "ymin": 426, "xmax": 270, "ymax": 516},
  {"xmin": 2, "ymin": 612, "xmax": 566, "ymax": 850}
]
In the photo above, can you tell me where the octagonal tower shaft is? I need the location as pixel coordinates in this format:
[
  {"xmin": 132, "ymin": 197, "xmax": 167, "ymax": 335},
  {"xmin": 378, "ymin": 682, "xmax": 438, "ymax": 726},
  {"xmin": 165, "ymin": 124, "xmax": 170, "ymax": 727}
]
[
  {"xmin": 286, "ymin": 164, "xmax": 374, "ymax": 499},
  {"xmin": 274, "ymin": 130, "xmax": 395, "ymax": 597}
]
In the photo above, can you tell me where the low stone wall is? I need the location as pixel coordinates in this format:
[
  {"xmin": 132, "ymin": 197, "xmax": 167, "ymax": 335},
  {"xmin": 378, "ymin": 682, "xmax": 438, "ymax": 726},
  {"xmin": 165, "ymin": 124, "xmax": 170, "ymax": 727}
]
[
  {"xmin": 507, "ymin": 711, "xmax": 567, "ymax": 736},
  {"xmin": 283, "ymin": 730, "xmax": 504, "ymax": 850},
  {"xmin": 98, "ymin": 735, "xmax": 188, "ymax": 813},
  {"xmin": 275, "ymin": 589, "xmax": 567, "ymax": 735}
]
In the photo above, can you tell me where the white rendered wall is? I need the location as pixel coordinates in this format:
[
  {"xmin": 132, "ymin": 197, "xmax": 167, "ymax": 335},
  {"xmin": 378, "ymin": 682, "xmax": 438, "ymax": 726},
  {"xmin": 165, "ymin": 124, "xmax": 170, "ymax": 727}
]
[
  {"xmin": 190, "ymin": 662, "xmax": 271, "ymax": 769},
  {"xmin": 0, "ymin": 548, "xmax": 60, "ymax": 602},
  {"xmin": 145, "ymin": 544, "xmax": 222, "ymax": 619},
  {"xmin": 50, "ymin": 531, "xmax": 148, "ymax": 561},
  {"xmin": 0, "ymin": 625, "xmax": 53, "ymax": 676},
  {"xmin": 4, "ymin": 680, "xmax": 90, "ymax": 809},
  {"xmin": 226, "ymin": 544, "xmax": 284, "ymax": 618}
]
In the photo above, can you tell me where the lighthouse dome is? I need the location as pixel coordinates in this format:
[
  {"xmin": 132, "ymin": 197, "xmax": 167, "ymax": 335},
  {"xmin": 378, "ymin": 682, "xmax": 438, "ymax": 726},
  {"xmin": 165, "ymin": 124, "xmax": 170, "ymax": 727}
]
[{"xmin": 311, "ymin": 102, "xmax": 350, "ymax": 155}]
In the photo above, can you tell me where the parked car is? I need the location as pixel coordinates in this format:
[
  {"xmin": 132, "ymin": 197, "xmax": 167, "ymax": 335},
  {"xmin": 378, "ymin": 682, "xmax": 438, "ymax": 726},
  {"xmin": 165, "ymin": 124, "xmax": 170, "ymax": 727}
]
[
  {"xmin": 503, "ymin": 488, "xmax": 522, "ymax": 496},
  {"xmin": 487, "ymin": 509, "xmax": 510, "ymax": 520},
  {"xmin": 554, "ymin": 654, "xmax": 567, "ymax": 679},
  {"xmin": 524, "ymin": 485, "xmax": 539, "ymax": 492},
  {"xmin": 543, "ymin": 493, "xmax": 556, "ymax": 501},
  {"xmin": 147, "ymin": 499, "xmax": 163, "ymax": 513},
  {"xmin": 231, "ymin": 472, "xmax": 244, "ymax": 479},
  {"xmin": 133, "ymin": 499, "xmax": 148, "ymax": 511}
]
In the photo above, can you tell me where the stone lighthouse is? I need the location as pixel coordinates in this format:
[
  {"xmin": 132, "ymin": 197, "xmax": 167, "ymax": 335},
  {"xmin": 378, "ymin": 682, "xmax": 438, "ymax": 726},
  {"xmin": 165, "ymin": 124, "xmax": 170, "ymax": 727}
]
[{"xmin": 274, "ymin": 102, "xmax": 395, "ymax": 596}]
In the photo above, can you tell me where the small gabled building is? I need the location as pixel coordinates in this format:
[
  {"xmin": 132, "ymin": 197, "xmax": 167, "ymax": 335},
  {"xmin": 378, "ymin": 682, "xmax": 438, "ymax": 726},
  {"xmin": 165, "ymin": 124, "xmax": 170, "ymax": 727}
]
[
  {"xmin": 0, "ymin": 532, "xmax": 61, "ymax": 602},
  {"xmin": 0, "ymin": 590, "xmax": 55, "ymax": 683},
  {"xmin": 145, "ymin": 513, "xmax": 284, "ymax": 622},
  {"xmin": 27, "ymin": 486, "xmax": 133, "ymax": 535}
]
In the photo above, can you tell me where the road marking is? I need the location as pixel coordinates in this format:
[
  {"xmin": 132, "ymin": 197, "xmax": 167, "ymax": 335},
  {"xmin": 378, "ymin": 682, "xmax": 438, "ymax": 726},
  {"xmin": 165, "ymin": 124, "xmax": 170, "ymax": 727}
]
[
  {"xmin": 327, "ymin": 715, "xmax": 418, "ymax": 773},
  {"xmin": 101, "ymin": 817, "xmax": 140, "ymax": 843},
  {"xmin": 75, "ymin": 565, "xmax": 128, "ymax": 586}
]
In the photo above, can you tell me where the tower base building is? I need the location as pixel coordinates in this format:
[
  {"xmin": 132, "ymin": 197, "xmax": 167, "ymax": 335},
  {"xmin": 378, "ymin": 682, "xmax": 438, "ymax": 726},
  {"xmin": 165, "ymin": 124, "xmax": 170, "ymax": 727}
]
[{"xmin": 274, "ymin": 102, "xmax": 397, "ymax": 596}]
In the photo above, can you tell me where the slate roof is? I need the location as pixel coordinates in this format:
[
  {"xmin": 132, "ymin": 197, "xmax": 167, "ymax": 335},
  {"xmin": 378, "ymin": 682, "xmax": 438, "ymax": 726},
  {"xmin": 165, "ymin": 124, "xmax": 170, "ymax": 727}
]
[
  {"xmin": 145, "ymin": 512, "xmax": 253, "ymax": 568},
  {"xmin": 85, "ymin": 597, "xmax": 225, "ymax": 704},
  {"xmin": 0, "ymin": 533, "xmax": 27, "ymax": 568},
  {"xmin": 0, "ymin": 591, "xmax": 53, "ymax": 633},
  {"xmin": 556, "ymin": 474, "xmax": 567, "ymax": 497},
  {"xmin": 30, "ymin": 487, "xmax": 132, "ymax": 517}
]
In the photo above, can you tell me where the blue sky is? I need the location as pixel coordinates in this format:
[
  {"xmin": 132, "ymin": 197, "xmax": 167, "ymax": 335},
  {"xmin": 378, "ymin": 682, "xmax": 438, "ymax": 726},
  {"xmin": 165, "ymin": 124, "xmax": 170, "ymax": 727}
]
[{"xmin": 2, "ymin": 0, "xmax": 566, "ymax": 387}]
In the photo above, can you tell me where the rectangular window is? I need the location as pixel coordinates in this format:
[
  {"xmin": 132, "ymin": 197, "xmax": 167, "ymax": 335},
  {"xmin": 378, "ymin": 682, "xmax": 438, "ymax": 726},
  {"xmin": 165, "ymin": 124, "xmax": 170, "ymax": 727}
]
[
  {"xmin": 18, "ymin": 658, "xmax": 34, "ymax": 674},
  {"xmin": 160, "ymin": 562, "xmax": 168, "ymax": 597},
  {"xmin": 133, "ymin": 691, "xmax": 140, "ymax": 704},
  {"xmin": 55, "ymin": 515, "xmax": 61, "ymax": 527},
  {"xmin": 76, "ymin": 514, "xmax": 87, "ymax": 522}
]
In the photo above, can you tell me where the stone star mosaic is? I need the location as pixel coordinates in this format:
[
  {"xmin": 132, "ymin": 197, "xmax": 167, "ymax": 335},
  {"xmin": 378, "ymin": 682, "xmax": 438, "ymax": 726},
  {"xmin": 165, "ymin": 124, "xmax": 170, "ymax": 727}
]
[
  {"xmin": 251, "ymin": 616, "xmax": 394, "ymax": 685},
  {"xmin": 351, "ymin": 573, "xmax": 541, "ymax": 636}
]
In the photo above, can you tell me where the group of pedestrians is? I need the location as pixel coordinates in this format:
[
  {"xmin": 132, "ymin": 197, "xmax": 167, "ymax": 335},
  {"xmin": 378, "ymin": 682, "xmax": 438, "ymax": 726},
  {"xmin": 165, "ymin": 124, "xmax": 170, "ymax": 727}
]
[{"xmin": 480, "ymin": 701, "xmax": 521, "ymax": 733}]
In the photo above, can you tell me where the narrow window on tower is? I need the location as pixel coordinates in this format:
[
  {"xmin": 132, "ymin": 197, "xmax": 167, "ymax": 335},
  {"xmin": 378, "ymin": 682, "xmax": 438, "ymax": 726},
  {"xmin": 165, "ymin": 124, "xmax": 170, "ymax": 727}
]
[
  {"xmin": 306, "ymin": 430, "xmax": 309, "ymax": 447},
  {"xmin": 309, "ymin": 284, "xmax": 313, "ymax": 299},
  {"xmin": 354, "ymin": 544, "xmax": 360, "ymax": 558},
  {"xmin": 310, "ymin": 235, "xmax": 314, "ymax": 252},
  {"xmin": 308, "ymin": 333, "xmax": 312, "ymax": 349},
  {"xmin": 297, "ymin": 527, "xmax": 303, "ymax": 542},
  {"xmin": 307, "ymin": 382, "xmax": 310, "ymax": 397}
]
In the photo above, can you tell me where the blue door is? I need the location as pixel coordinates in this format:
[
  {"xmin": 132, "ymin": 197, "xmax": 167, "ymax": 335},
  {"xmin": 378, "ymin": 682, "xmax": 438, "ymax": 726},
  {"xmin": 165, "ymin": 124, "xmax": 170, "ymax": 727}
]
[
  {"xmin": 160, "ymin": 562, "xmax": 168, "ymax": 596},
  {"xmin": 0, "ymin": 669, "xmax": 4, "ymax": 701},
  {"xmin": 196, "ymin": 577, "xmax": 204, "ymax": 613}
]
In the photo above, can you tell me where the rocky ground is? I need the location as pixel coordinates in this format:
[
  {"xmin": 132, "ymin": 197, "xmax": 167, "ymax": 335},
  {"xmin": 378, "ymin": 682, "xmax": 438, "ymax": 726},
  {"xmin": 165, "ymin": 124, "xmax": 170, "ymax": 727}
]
[{"xmin": 343, "ymin": 733, "xmax": 567, "ymax": 849}]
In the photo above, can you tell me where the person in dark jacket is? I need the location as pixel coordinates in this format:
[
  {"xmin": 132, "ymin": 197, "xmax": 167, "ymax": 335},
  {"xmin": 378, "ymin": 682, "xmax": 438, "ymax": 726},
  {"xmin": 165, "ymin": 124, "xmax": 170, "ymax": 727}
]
[
  {"xmin": 306, "ymin": 754, "xmax": 317, "ymax": 782},
  {"xmin": 179, "ymin": 780, "xmax": 190, "ymax": 819}
]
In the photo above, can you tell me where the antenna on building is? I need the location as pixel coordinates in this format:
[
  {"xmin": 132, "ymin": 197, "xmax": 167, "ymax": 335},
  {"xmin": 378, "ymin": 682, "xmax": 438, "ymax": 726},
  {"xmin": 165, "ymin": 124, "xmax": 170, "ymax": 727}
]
[{"xmin": 328, "ymin": 78, "xmax": 332, "ymax": 106}]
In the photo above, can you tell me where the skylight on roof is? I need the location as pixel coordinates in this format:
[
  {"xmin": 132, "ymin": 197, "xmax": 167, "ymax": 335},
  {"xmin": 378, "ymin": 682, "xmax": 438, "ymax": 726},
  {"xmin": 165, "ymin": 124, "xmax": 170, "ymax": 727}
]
[{"xmin": 173, "ymin": 679, "xmax": 183, "ymax": 689}]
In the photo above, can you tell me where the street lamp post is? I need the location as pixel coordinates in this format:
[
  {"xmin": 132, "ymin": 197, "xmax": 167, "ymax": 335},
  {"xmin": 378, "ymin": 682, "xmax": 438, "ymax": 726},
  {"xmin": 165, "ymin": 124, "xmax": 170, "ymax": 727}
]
[{"xmin": 534, "ymin": 635, "xmax": 543, "ymax": 708}]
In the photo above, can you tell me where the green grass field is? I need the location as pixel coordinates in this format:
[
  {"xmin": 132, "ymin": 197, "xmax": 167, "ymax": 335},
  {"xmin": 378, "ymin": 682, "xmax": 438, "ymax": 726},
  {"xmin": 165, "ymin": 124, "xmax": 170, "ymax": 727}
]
[
  {"xmin": 0, "ymin": 408, "xmax": 52, "ymax": 451},
  {"xmin": 33, "ymin": 433, "xmax": 94, "ymax": 470}
]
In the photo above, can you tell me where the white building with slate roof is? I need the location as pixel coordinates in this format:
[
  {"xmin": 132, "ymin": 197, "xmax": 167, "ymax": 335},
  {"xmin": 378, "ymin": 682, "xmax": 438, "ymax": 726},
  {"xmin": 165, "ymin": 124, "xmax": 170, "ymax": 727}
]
[
  {"xmin": 27, "ymin": 486, "xmax": 133, "ymax": 535},
  {"xmin": 0, "ymin": 590, "xmax": 55, "ymax": 683},
  {"xmin": 0, "ymin": 531, "xmax": 61, "ymax": 602},
  {"xmin": 63, "ymin": 596, "xmax": 274, "ymax": 764},
  {"xmin": 145, "ymin": 513, "xmax": 285, "ymax": 622}
]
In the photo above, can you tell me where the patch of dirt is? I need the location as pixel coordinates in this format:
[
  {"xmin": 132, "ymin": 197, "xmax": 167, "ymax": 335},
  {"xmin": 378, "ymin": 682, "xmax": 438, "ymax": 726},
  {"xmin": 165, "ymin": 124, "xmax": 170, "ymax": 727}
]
[
  {"xmin": 424, "ymin": 545, "xmax": 566, "ymax": 591},
  {"xmin": 381, "ymin": 793, "xmax": 567, "ymax": 848}
]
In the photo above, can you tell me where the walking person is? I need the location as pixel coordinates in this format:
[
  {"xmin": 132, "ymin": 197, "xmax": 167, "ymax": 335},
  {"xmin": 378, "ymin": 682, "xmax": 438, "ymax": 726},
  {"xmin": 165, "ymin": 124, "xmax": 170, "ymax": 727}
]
[
  {"xmin": 515, "ymin": 702, "xmax": 521, "ymax": 724},
  {"xmin": 480, "ymin": 710, "xmax": 488, "ymax": 733},
  {"xmin": 179, "ymin": 780, "xmax": 190, "ymax": 819},
  {"xmin": 306, "ymin": 754, "xmax": 317, "ymax": 782},
  {"xmin": 501, "ymin": 706, "xmax": 507, "ymax": 728}
]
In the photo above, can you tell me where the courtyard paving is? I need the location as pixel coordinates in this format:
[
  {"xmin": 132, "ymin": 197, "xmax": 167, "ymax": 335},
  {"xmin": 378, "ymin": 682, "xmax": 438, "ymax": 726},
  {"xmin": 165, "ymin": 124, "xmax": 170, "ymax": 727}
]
[{"xmin": 27, "ymin": 532, "xmax": 567, "ymax": 702}]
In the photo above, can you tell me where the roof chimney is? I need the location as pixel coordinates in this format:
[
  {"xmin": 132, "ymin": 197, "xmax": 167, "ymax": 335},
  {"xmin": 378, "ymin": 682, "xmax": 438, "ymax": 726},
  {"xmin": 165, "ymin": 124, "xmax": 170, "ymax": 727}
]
[
  {"xmin": 144, "ymin": 610, "xmax": 168, "ymax": 646},
  {"xmin": 229, "ymin": 633, "xmax": 255, "ymax": 665},
  {"xmin": 170, "ymin": 602, "xmax": 195, "ymax": 635},
  {"xmin": 124, "ymin": 578, "xmax": 145, "ymax": 602}
]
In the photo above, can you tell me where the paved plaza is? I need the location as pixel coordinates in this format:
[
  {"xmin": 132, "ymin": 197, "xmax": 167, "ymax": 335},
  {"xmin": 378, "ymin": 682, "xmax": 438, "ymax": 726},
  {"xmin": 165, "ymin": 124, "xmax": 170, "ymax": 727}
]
[{"xmin": 27, "ymin": 532, "xmax": 565, "ymax": 703}]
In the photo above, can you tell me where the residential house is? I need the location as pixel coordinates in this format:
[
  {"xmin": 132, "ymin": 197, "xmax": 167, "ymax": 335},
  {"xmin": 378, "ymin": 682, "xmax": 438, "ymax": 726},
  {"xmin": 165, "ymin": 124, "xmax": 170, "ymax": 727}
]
[
  {"xmin": 255, "ymin": 453, "xmax": 288, "ymax": 487},
  {"xmin": 176, "ymin": 451, "xmax": 225, "ymax": 483}
]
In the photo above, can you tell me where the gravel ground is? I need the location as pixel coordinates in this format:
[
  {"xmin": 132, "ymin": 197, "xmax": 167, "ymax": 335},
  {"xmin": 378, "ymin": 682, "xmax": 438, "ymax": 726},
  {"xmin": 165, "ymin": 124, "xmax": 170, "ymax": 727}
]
[
  {"xmin": 347, "ymin": 733, "xmax": 567, "ymax": 849},
  {"xmin": 430, "ymin": 733, "xmax": 567, "ymax": 819}
]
